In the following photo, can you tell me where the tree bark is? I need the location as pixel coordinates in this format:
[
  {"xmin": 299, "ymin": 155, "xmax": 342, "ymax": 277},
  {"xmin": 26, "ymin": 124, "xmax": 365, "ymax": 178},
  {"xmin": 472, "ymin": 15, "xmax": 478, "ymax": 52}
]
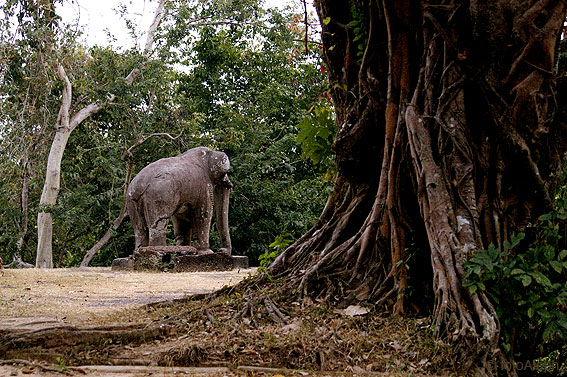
[{"xmin": 270, "ymin": 1, "xmax": 567, "ymax": 375}]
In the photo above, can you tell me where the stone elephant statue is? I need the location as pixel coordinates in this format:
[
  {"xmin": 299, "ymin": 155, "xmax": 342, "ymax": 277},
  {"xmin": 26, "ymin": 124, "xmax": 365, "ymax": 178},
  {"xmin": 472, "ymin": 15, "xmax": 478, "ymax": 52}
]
[{"xmin": 126, "ymin": 147, "xmax": 232, "ymax": 254}]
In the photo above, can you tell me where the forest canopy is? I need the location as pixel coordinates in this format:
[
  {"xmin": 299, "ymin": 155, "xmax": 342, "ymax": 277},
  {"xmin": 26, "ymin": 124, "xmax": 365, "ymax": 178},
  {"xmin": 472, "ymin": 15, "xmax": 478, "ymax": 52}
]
[{"xmin": 0, "ymin": 0, "xmax": 331, "ymax": 267}]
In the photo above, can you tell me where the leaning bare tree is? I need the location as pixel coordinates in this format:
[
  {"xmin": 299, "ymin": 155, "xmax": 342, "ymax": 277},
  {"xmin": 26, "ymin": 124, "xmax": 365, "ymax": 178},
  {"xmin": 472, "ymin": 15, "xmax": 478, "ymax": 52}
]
[
  {"xmin": 35, "ymin": 0, "xmax": 167, "ymax": 268},
  {"xmin": 270, "ymin": 0, "xmax": 567, "ymax": 375}
]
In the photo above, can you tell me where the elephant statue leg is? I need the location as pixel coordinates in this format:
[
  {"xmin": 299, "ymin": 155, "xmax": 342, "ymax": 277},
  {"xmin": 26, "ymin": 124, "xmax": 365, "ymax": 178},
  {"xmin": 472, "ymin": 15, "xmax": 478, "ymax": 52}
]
[
  {"xmin": 172, "ymin": 215, "xmax": 191, "ymax": 246},
  {"xmin": 190, "ymin": 189, "xmax": 214, "ymax": 254},
  {"xmin": 191, "ymin": 212, "xmax": 214, "ymax": 253},
  {"xmin": 148, "ymin": 217, "xmax": 169, "ymax": 246},
  {"xmin": 126, "ymin": 198, "xmax": 149, "ymax": 249}
]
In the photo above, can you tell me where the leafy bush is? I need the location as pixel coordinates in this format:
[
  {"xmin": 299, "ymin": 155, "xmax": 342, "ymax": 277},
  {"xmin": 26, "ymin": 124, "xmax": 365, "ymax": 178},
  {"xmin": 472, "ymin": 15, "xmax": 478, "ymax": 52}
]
[
  {"xmin": 464, "ymin": 170, "xmax": 567, "ymax": 368},
  {"xmin": 257, "ymin": 231, "xmax": 293, "ymax": 280},
  {"xmin": 296, "ymin": 102, "xmax": 336, "ymax": 169}
]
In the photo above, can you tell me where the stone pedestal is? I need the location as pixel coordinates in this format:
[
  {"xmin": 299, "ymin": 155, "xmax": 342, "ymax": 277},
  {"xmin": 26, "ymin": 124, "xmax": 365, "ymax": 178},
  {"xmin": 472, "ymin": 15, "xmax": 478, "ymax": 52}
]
[
  {"xmin": 132, "ymin": 246, "xmax": 198, "ymax": 271},
  {"xmin": 111, "ymin": 246, "xmax": 248, "ymax": 272},
  {"xmin": 111, "ymin": 257, "xmax": 133, "ymax": 271},
  {"xmin": 174, "ymin": 253, "xmax": 234, "ymax": 272}
]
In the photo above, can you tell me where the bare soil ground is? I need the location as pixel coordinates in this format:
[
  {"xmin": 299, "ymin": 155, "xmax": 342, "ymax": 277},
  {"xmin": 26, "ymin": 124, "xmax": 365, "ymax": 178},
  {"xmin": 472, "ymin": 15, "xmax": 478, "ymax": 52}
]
[
  {"xmin": 0, "ymin": 268, "xmax": 455, "ymax": 376},
  {"xmin": 0, "ymin": 267, "xmax": 255, "ymax": 331}
]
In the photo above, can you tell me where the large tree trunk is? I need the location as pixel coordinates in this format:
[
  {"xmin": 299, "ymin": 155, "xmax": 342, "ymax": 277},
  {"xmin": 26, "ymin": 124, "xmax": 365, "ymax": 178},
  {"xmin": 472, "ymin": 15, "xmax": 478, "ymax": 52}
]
[{"xmin": 271, "ymin": 0, "xmax": 567, "ymax": 375}]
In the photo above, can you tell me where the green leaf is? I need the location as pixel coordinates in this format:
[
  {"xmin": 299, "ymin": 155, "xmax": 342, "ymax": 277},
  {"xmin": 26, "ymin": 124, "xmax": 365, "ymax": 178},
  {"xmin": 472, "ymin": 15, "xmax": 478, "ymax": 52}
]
[
  {"xmin": 556, "ymin": 318, "xmax": 567, "ymax": 330},
  {"xmin": 510, "ymin": 233, "xmax": 525, "ymax": 248},
  {"xmin": 559, "ymin": 250, "xmax": 567, "ymax": 260},
  {"xmin": 519, "ymin": 274, "xmax": 532, "ymax": 287},
  {"xmin": 543, "ymin": 323, "xmax": 558, "ymax": 341},
  {"xmin": 530, "ymin": 271, "xmax": 552, "ymax": 287},
  {"xmin": 550, "ymin": 260, "xmax": 563, "ymax": 273},
  {"xmin": 323, "ymin": 17, "xmax": 331, "ymax": 25},
  {"xmin": 537, "ymin": 309, "xmax": 553, "ymax": 321}
]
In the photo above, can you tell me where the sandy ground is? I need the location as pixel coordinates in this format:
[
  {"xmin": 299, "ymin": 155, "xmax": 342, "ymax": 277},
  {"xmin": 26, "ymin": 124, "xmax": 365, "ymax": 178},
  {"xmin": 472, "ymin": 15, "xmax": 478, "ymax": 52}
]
[{"xmin": 0, "ymin": 267, "xmax": 256, "ymax": 331}]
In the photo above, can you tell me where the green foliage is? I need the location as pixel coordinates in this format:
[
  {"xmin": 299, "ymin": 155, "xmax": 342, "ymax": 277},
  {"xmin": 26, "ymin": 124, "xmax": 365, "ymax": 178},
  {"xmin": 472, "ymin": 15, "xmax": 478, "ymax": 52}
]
[
  {"xmin": 257, "ymin": 231, "xmax": 293, "ymax": 279},
  {"xmin": 171, "ymin": 6, "xmax": 331, "ymax": 264},
  {"xmin": 296, "ymin": 102, "xmax": 336, "ymax": 170},
  {"xmin": 0, "ymin": 0, "xmax": 80, "ymax": 264},
  {"xmin": 0, "ymin": 0, "xmax": 331, "ymax": 268},
  {"xmin": 464, "ymin": 205, "xmax": 567, "ymax": 355},
  {"xmin": 349, "ymin": 1, "xmax": 369, "ymax": 62},
  {"xmin": 55, "ymin": 356, "xmax": 67, "ymax": 371}
]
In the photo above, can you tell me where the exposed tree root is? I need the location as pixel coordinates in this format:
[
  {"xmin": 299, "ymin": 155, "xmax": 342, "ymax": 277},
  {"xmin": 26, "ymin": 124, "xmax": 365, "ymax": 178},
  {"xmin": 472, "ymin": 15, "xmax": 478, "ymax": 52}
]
[{"xmin": 0, "ymin": 323, "xmax": 172, "ymax": 360}]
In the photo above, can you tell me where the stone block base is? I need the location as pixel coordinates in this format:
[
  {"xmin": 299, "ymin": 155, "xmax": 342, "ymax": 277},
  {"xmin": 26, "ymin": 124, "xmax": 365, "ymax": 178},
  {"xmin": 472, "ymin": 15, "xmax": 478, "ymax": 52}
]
[
  {"xmin": 111, "ymin": 257, "xmax": 133, "ymax": 271},
  {"xmin": 232, "ymin": 255, "xmax": 249, "ymax": 269},
  {"xmin": 132, "ymin": 246, "xmax": 198, "ymax": 271},
  {"xmin": 111, "ymin": 246, "xmax": 248, "ymax": 272},
  {"xmin": 174, "ymin": 253, "xmax": 234, "ymax": 272}
]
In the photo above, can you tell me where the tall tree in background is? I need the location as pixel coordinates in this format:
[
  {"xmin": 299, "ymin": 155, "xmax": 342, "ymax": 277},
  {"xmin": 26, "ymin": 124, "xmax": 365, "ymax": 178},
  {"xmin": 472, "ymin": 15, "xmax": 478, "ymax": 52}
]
[
  {"xmin": 270, "ymin": 0, "xmax": 567, "ymax": 374},
  {"xmin": 0, "ymin": 0, "xmax": 63, "ymax": 266},
  {"xmin": 171, "ymin": 6, "xmax": 329, "ymax": 261},
  {"xmin": 35, "ymin": 0, "xmax": 166, "ymax": 268}
]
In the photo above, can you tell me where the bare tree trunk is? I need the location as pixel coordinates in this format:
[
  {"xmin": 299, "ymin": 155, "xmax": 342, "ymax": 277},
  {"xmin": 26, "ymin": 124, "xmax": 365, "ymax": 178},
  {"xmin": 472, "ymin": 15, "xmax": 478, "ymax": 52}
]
[
  {"xmin": 35, "ymin": 0, "xmax": 167, "ymax": 268},
  {"xmin": 16, "ymin": 152, "xmax": 30, "ymax": 255},
  {"xmin": 35, "ymin": 64, "xmax": 102, "ymax": 268}
]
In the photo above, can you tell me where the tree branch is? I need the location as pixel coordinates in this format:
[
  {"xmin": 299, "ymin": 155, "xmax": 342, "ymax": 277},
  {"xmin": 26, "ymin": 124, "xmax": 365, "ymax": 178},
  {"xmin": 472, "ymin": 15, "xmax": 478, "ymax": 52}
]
[
  {"xmin": 69, "ymin": 102, "xmax": 102, "ymax": 131},
  {"xmin": 144, "ymin": 0, "xmax": 166, "ymax": 57},
  {"xmin": 127, "ymin": 132, "xmax": 183, "ymax": 155},
  {"xmin": 125, "ymin": 0, "xmax": 167, "ymax": 85},
  {"xmin": 56, "ymin": 64, "xmax": 72, "ymax": 130}
]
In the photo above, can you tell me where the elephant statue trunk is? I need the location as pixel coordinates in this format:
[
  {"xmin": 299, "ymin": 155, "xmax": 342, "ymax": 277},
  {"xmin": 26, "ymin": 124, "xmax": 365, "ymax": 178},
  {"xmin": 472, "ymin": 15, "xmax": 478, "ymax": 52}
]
[{"xmin": 215, "ymin": 177, "xmax": 232, "ymax": 255}]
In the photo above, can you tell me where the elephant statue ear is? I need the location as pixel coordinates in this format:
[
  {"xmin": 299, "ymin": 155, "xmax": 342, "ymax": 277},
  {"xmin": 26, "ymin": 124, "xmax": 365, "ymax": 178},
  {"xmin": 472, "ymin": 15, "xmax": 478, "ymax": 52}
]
[{"xmin": 210, "ymin": 152, "xmax": 231, "ymax": 181}]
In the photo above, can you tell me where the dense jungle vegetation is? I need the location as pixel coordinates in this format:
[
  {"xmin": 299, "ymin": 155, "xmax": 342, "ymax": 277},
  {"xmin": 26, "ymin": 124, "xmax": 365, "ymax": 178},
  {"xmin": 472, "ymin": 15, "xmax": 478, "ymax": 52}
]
[{"xmin": 0, "ymin": 0, "xmax": 331, "ymax": 267}]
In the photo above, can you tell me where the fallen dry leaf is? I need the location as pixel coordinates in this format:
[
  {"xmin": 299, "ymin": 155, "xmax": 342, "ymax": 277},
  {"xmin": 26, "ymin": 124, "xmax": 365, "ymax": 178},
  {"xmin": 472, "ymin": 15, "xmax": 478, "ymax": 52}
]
[{"xmin": 333, "ymin": 305, "xmax": 369, "ymax": 317}]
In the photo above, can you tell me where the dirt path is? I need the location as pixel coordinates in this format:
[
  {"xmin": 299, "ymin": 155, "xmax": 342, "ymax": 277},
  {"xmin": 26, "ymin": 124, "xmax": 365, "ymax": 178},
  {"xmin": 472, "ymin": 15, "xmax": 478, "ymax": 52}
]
[{"xmin": 0, "ymin": 267, "xmax": 255, "ymax": 331}]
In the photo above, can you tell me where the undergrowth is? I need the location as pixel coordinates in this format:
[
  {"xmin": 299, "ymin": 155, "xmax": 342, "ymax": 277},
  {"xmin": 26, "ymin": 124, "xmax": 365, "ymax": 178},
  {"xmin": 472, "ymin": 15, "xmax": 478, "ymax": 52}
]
[
  {"xmin": 464, "ymin": 164, "xmax": 567, "ymax": 375},
  {"xmin": 150, "ymin": 279, "xmax": 455, "ymax": 375}
]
